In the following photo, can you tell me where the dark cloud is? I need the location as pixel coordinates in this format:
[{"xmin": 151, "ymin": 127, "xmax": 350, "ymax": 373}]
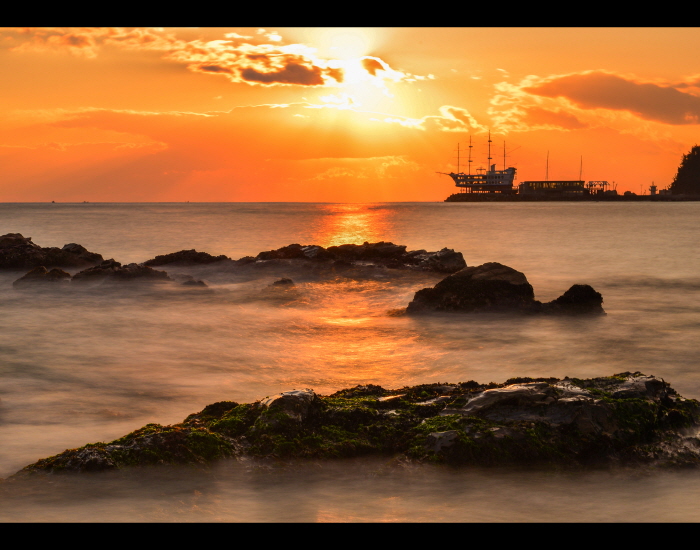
[
  {"xmin": 522, "ymin": 107, "xmax": 588, "ymax": 129},
  {"xmin": 197, "ymin": 64, "xmax": 233, "ymax": 74},
  {"xmin": 240, "ymin": 61, "xmax": 326, "ymax": 86},
  {"xmin": 326, "ymin": 67, "xmax": 343, "ymax": 83},
  {"xmin": 525, "ymin": 72, "xmax": 700, "ymax": 124},
  {"xmin": 62, "ymin": 34, "xmax": 92, "ymax": 47},
  {"xmin": 362, "ymin": 58, "xmax": 384, "ymax": 76}
]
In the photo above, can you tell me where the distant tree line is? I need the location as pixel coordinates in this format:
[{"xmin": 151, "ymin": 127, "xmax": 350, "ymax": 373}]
[{"xmin": 671, "ymin": 145, "xmax": 700, "ymax": 195}]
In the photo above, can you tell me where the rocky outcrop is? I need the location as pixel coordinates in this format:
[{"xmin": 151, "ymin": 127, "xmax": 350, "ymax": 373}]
[
  {"xmin": 542, "ymin": 284, "xmax": 604, "ymax": 315},
  {"xmin": 250, "ymin": 241, "xmax": 466, "ymax": 273},
  {"xmin": 71, "ymin": 259, "xmax": 171, "ymax": 285},
  {"xmin": 12, "ymin": 266, "xmax": 71, "ymax": 287},
  {"xmin": 143, "ymin": 249, "xmax": 231, "ymax": 267},
  {"xmin": 16, "ymin": 372, "xmax": 700, "ymax": 475},
  {"xmin": 0, "ymin": 233, "xmax": 103, "ymax": 269},
  {"xmin": 406, "ymin": 262, "xmax": 605, "ymax": 315}
]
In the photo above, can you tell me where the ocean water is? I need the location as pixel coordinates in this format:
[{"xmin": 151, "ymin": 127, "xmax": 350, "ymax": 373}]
[{"xmin": 1, "ymin": 201, "xmax": 700, "ymax": 522}]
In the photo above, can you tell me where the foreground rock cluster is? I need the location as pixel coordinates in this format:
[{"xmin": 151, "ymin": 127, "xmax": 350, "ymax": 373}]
[{"xmin": 16, "ymin": 373, "xmax": 700, "ymax": 475}]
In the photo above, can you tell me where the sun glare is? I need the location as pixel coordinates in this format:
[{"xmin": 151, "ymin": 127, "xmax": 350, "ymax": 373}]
[{"xmin": 320, "ymin": 28, "xmax": 373, "ymax": 60}]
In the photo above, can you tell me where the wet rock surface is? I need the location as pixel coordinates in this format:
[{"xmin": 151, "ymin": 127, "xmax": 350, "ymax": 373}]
[
  {"xmin": 0, "ymin": 233, "xmax": 103, "ymax": 269},
  {"xmin": 406, "ymin": 262, "xmax": 605, "ymax": 315},
  {"xmin": 15, "ymin": 372, "xmax": 700, "ymax": 475}
]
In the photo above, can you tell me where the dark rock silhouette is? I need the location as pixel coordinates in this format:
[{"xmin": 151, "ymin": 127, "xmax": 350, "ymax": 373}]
[
  {"xmin": 0, "ymin": 233, "xmax": 103, "ymax": 269},
  {"xmin": 15, "ymin": 372, "xmax": 700, "ymax": 474},
  {"xmin": 143, "ymin": 249, "xmax": 230, "ymax": 266},
  {"xmin": 406, "ymin": 262, "xmax": 605, "ymax": 315},
  {"xmin": 72, "ymin": 259, "xmax": 171, "ymax": 285},
  {"xmin": 542, "ymin": 284, "xmax": 604, "ymax": 315},
  {"xmin": 12, "ymin": 266, "xmax": 71, "ymax": 287},
  {"xmin": 272, "ymin": 277, "xmax": 295, "ymax": 286},
  {"xmin": 250, "ymin": 241, "xmax": 466, "ymax": 273}
]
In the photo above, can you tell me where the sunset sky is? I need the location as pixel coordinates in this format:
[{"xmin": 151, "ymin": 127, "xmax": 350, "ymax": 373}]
[{"xmin": 3, "ymin": 27, "xmax": 700, "ymax": 202}]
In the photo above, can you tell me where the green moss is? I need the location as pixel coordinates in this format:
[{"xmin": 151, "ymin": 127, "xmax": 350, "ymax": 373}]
[
  {"xmin": 208, "ymin": 404, "xmax": 257, "ymax": 436},
  {"xmin": 186, "ymin": 430, "xmax": 235, "ymax": 461},
  {"xmin": 108, "ymin": 423, "xmax": 171, "ymax": 446}
]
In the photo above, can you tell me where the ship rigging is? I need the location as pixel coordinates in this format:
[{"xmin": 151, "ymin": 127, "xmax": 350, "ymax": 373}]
[{"xmin": 438, "ymin": 134, "xmax": 517, "ymax": 194}]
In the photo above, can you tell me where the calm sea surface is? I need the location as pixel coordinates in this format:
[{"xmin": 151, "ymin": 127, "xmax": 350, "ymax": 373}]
[{"xmin": 1, "ymin": 201, "xmax": 700, "ymax": 522}]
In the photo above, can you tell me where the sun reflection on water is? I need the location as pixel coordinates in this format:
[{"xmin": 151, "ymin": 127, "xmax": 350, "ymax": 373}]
[{"xmin": 312, "ymin": 204, "xmax": 395, "ymax": 247}]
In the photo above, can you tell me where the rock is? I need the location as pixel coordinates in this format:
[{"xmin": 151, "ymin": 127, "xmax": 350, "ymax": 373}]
[
  {"xmin": 406, "ymin": 262, "xmax": 536, "ymax": 313},
  {"xmin": 0, "ymin": 233, "xmax": 104, "ymax": 269},
  {"xmin": 143, "ymin": 249, "xmax": 230, "ymax": 266},
  {"xmin": 404, "ymin": 248, "xmax": 467, "ymax": 273},
  {"xmin": 237, "ymin": 242, "xmax": 466, "ymax": 273},
  {"xmin": 256, "ymin": 244, "xmax": 307, "ymax": 261},
  {"xmin": 406, "ymin": 262, "xmax": 605, "ymax": 315},
  {"xmin": 271, "ymin": 278, "xmax": 295, "ymax": 287},
  {"xmin": 543, "ymin": 284, "xmax": 605, "ymax": 315},
  {"xmin": 258, "ymin": 389, "xmax": 321, "ymax": 424},
  {"xmin": 13, "ymin": 266, "xmax": 71, "ymax": 288},
  {"xmin": 0, "ymin": 233, "xmax": 36, "ymax": 249},
  {"xmin": 326, "ymin": 241, "xmax": 407, "ymax": 262},
  {"xmin": 60, "ymin": 243, "xmax": 103, "ymax": 266},
  {"xmin": 17, "ymin": 424, "xmax": 239, "ymax": 474},
  {"xmin": 15, "ymin": 372, "xmax": 700, "ymax": 474},
  {"xmin": 425, "ymin": 430, "xmax": 460, "ymax": 452},
  {"xmin": 169, "ymin": 273, "xmax": 208, "ymax": 287},
  {"xmin": 72, "ymin": 260, "xmax": 171, "ymax": 285}
]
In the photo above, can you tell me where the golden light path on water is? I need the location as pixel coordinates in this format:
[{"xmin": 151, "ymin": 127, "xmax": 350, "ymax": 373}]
[
  {"xmin": 312, "ymin": 204, "xmax": 394, "ymax": 247},
  {"xmin": 298, "ymin": 205, "xmax": 430, "ymax": 384}
]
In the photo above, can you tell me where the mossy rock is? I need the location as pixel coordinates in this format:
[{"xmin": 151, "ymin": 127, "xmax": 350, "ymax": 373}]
[{"xmin": 15, "ymin": 372, "xmax": 700, "ymax": 476}]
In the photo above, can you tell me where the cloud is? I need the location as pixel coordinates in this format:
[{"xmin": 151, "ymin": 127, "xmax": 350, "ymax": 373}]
[
  {"xmin": 240, "ymin": 60, "xmax": 331, "ymax": 86},
  {"xmin": 309, "ymin": 155, "xmax": 420, "ymax": 180},
  {"xmin": 362, "ymin": 58, "xmax": 384, "ymax": 76},
  {"xmin": 524, "ymin": 71, "xmax": 700, "ymax": 125},
  {"xmin": 520, "ymin": 107, "xmax": 587, "ymax": 129},
  {"xmin": 382, "ymin": 105, "xmax": 487, "ymax": 133},
  {"xmin": 3, "ymin": 28, "xmax": 419, "ymax": 90}
]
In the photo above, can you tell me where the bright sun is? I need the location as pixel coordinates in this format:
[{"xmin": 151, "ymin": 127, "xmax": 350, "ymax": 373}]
[{"xmin": 318, "ymin": 28, "xmax": 374, "ymax": 60}]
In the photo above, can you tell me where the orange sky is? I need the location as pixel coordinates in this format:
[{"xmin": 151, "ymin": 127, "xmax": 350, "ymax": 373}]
[{"xmin": 2, "ymin": 27, "xmax": 700, "ymax": 202}]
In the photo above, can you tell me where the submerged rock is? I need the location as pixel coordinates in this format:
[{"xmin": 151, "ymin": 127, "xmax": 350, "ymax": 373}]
[
  {"xmin": 15, "ymin": 372, "xmax": 700, "ymax": 475},
  {"xmin": 72, "ymin": 259, "xmax": 171, "ymax": 285},
  {"xmin": 406, "ymin": 262, "xmax": 605, "ymax": 315},
  {"xmin": 12, "ymin": 266, "xmax": 71, "ymax": 287},
  {"xmin": 0, "ymin": 233, "xmax": 103, "ymax": 269}
]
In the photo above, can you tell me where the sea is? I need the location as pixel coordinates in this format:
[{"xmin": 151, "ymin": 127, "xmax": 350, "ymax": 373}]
[{"xmin": 1, "ymin": 201, "xmax": 700, "ymax": 522}]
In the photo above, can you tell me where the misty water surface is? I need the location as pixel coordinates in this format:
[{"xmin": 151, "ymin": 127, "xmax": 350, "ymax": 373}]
[{"xmin": 1, "ymin": 202, "xmax": 699, "ymax": 521}]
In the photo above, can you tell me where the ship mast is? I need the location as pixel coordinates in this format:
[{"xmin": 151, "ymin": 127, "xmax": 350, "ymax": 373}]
[
  {"xmin": 468, "ymin": 135, "xmax": 473, "ymax": 175},
  {"xmin": 503, "ymin": 141, "xmax": 506, "ymax": 171},
  {"xmin": 579, "ymin": 155, "xmax": 583, "ymax": 181},
  {"xmin": 456, "ymin": 143, "xmax": 460, "ymax": 174},
  {"xmin": 487, "ymin": 131, "xmax": 492, "ymax": 169}
]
